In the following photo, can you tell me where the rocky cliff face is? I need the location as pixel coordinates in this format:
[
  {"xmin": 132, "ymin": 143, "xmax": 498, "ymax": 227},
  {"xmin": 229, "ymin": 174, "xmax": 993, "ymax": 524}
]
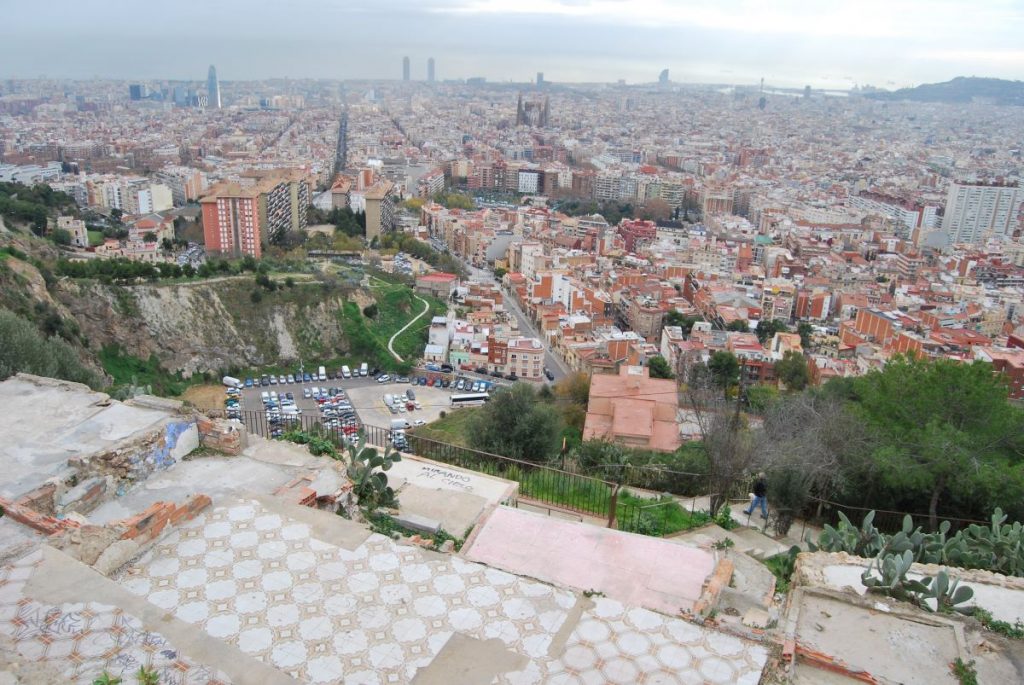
[{"xmin": 54, "ymin": 278, "xmax": 357, "ymax": 376}]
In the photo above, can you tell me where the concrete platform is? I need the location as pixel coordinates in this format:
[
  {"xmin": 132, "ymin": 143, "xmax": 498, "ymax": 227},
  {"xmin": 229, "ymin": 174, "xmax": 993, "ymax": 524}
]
[
  {"xmin": 462, "ymin": 506, "xmax": 717, "ymax": 616},
  {"xmin": 0, "ymin": 375, "xmax": 178, "ymax": 498}
]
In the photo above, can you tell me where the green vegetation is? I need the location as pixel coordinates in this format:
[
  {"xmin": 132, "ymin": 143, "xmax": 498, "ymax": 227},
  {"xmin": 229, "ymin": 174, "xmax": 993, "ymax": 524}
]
[
  {"xmin": 92, "ymin": 673, "xmax": 122, "ymax": 685},
  {"xmin": 409, "ymin": 406, "xmax": 477, "ymax": 447},
  {"xmin": 98, "ymin": 344, "xmax": 195, "ymax": 397},
  {"xmin": 762, "ymin": 547, "xmax": 801, "ymax": 594},
  {"xmin": 281, "ymin": 428, "xmax": 340, "ymax": 459},
  {"xmin": 338, "ymin": 280, "xmax": 438, "ymax": 375},
  {"xmin": 431, "ymin": 191, "xmax": 476, "ymax": 210},
  {"xmin": 811, "ymin": 508, "xmax": 1024, "ymax": 579},
  {"xmin": 774, "ymin": 350, "xmax": 809, "ymax": 391},
  {"xmin": 755, "ymin": 318, "xmax": 788, "ymax": 345},
  {"xmin": 664, "ymin": 311, "xmax": 701, "ymax": 335},
  {"xmin": 346, "ymin": 436, "xmax": 402, "ymax": 510},
  {"xmin": 951, "ymin": 658, "xmax": 978, "ymax": 685},
  {"xmin": 378, "ymin": 232, "xmax": 466, "ymax": 278},
  {"xmin": 0, "ymin": 181, "xmax": 77, "ymax": 234},
  {"xmin": 87, "ymin": 230, "xmax": 105, "ymax": 247},
  {"xmin": 0, "ymin": 308, "xmax": 99, "ymax": 387},
  {"xmin": 469, "ymin": 383, "xmax": 564, "ymax": 462},
  {"xmin": 972, "ymin": 607, "xmax": 1024, "ymax": 640},
  {"xmin": 647, "ymin": 355, "xmax": 674, "ymax": 379},
  {"xmin": 555, "ymin": 198, "xmax": 635, "ymax": 225},
  {"xmin": 366, "ymin": 511, "xmax": 465, "ymax": 551},
  {"xmin": 847, "ymin": 355, "xmax": 1024, "ymax": 528}
]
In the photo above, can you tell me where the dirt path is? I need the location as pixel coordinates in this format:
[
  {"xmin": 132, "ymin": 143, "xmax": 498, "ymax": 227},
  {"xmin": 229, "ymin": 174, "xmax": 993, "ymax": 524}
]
[{"xmin": 387, "ymin": 294, "xmax": 430, "ymax": 362}]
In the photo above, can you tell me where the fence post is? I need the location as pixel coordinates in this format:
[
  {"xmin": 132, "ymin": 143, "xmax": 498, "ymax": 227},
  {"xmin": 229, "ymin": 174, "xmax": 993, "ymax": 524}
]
[{"xmin": 607, "ymin": 484, "xmax": 620, "ymax": 529}]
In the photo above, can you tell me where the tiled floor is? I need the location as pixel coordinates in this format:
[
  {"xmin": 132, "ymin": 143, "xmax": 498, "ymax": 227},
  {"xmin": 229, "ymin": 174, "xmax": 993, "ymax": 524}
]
[
  {"xmin": 498, "ymin": 596, "xmax": 766, "ymax": 685},
  {"xmin": 120, "ymin": 499, "xmax": 768, "ymax": 684},
  {"xmin": 0, "ymin": 550, "xmax": 232, "ymax": 684}
]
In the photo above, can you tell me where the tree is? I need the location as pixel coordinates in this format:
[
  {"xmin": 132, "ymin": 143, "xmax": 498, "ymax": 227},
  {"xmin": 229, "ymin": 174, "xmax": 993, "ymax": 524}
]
[
  {"xmin": 363, "ymin": 304, "xmax": 379, "ymax": 319},
  {"xmin": 647, "ymin": 355, "xmax": 674, "ymax": 379},
  {"xmin": 639, "ymin": 198, "xmax": 672, "ymax": 222},
  {"xmin": 707, "ymin": 351, "xmax": 740, "ymax": 391},
  {"xmin": 493, "ymin": 267, "xmax": 508, "ymax": 280},
  {"xmin": 726, "ymin": 319, "xmax": 750, "ymax": 332},
  {"xmin": 468, "ymin": 383, "xmax": 563, "ymax": 462},
  {"xmin": 756, "ymin": 319, "xmax": 788, "ymax": 345},
  {"xmin": 850, "ymin": 355, "xmax": 1024, "ymax": 529},
  {"xmin": 774, "ymin": 351, "xmax": 810, "ymax": 391},
  {"xmin": 757, "ymin": 391, "xmax": 869, "ymax": 534},
  {"xmin": 664, "ymin": 311, "xmax": 700, "ymax": 336},
  {"xmin": 554, "ymin": 372, "xmax": 591, "ymax": 407},
  {"xmin": 161, "ymin": 237, "xmax": 174, "ymax": 252},
  {"xmin": 797, "ymin": 322, "xmax": 814, "ymax": 349},
  {"xmin": 51, "ymin": 228, "xmax": 71, "ymax": 245},
  {"xmin": 685, "ymin": 372, "xmax": 757, "ymax": 515},
  {"xmin": 143, "ymin": 231, "xmax": 157, "ymax": 243}
]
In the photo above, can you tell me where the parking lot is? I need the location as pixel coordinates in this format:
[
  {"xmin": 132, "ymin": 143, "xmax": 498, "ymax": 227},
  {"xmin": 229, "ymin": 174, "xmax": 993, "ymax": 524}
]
[
  {"xmin": 232, "ymin": 369, "xmax": 490, "ymax": 444},
  {"xmin": 345, "ymin": 382, "xmax": 454, "ymax": 429}
]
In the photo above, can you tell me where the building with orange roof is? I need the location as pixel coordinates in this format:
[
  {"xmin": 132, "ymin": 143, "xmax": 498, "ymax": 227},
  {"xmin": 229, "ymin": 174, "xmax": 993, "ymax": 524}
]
[{"xmin": 583, "ymin": 365, "xmax": 680, "ymax": 452}]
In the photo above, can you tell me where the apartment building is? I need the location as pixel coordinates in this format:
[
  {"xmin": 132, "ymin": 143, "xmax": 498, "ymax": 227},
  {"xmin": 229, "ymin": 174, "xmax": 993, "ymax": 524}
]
[
  {"xmin": 240, "ymin": 169, "xmax": 310, "ymax": 243},
  {"xmin": 364, "ymin": 180, "xmax": 396, "ymax": 243},
  {"xmin": 200, "ymin": 182, "xmax": 262, "ymax": 258},
  {"xmin": 941, "ymin": 180, "xmax": 1022, "ymax": 246},
  {"xmin": 487, "ymin": 336, "xmax": 545, "ymax": 379}
]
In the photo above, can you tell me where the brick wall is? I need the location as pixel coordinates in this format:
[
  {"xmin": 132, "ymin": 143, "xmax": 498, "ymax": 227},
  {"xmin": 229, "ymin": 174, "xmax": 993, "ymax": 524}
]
[
  {"xmin": 197, "ymin": 416, "xmax": 246, "ymax": 455},
  {"xmin": 117, "ymin": 494, "xmax": 212, "ymax": 544},
  {"xmin": 0, "ymin": 497, "xmax": 80, "ymax": 536}
]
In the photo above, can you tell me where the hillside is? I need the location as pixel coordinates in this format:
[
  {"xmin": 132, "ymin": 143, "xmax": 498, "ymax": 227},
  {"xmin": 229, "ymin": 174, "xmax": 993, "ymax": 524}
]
[
  {"xmin": 0, "ymin": 228, "xmax": 436, "ymax": 394},
  {"xmin": 865, "ymin": 76, "xmax": 1024, "ymax": 106}
]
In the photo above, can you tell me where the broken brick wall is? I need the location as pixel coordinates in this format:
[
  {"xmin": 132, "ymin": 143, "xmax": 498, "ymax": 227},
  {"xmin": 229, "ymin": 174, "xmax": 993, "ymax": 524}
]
[{"xmin": 196, "ymin": 415, "xmax": 246, "ymax": 455}]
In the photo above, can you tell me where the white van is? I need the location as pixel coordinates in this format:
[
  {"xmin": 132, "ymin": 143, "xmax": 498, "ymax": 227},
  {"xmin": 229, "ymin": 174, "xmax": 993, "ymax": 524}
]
[
  {"xmin": 359, "ymin": 362, "xmax": 368, "ymax": 377},
  {"xmin": 317, "ymin": 366, "xmax": 326, "ymax": 381},
  {"xmin": 342, "ymin": 365, "xmax": 352, "ymax": 379},
  {"xmin": 222, "ymin": 375, "xmax": 242, "ymax": 388}
]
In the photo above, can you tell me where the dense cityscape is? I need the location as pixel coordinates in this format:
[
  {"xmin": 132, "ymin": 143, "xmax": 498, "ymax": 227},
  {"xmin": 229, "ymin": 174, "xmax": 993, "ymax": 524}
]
[{"xmin": 2, "ymin": 4, "xmax": 1024, "ymax": 683}]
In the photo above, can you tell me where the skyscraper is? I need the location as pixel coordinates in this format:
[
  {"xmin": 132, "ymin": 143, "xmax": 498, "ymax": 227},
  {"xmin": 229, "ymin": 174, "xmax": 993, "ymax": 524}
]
[
  {"xmin": 207, "ymin": 65, "xmax": 221, "ymax": 109},
  {"xmin": 427, "ymin": 57, "xmax": 435, "ymax": 83},
  {"xmin": 537, "ymin": 72, "xmax": 544, "ymax": 87},
  {"xmin": 402, "ymin": 57, "xmax": 410, "ymax": 82},
  {"xmin": 941, "ymin": 180, "xmax": 1022, "ymax": 245},
  {"xmin": 658, "ymin": 69, "xmax": 669, "ymax": 85}
]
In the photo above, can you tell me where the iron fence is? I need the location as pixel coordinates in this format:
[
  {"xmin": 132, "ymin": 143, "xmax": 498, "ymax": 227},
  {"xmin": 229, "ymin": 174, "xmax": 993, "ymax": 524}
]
[{"xmin": 806, "ymin": 496, "xmax": 990, "ymax": 535}]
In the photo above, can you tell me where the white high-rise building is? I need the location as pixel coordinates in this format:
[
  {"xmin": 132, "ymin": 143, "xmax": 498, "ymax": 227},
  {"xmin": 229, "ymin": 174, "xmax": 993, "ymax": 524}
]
[{"xmin": 941, "ymin": 181, "xmax": 1021, "ymax": 245}]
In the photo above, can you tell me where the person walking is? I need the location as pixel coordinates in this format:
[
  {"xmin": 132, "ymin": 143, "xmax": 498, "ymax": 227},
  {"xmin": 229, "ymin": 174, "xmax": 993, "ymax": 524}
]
[{"xmin": 743, "ymin": 473, "xmax": 768, "ymax": 519}]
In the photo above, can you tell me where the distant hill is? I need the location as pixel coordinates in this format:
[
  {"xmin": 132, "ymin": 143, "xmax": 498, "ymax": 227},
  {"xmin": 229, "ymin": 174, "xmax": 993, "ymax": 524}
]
[{"xmin": 865, "ymin": 77, "xmax": 1024, "ymax": 106}]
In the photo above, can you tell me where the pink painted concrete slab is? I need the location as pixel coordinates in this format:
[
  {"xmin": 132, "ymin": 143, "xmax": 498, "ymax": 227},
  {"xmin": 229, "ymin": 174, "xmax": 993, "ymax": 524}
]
[{"xmin": 463, "ymin": 506, "xmax": 716, "ymax": 616}]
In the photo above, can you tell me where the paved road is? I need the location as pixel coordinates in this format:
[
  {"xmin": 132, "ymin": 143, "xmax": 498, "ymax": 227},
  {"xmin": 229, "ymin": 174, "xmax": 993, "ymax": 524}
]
[{"xmin": 458, "ymin": 258, "xmax": 570, "ymax": 381}]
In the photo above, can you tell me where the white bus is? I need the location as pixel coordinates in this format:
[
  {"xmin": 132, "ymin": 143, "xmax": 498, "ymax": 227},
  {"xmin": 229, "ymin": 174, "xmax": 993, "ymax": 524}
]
[{"xmin": 450, "ymin": 393, "xmax": 490, "ymax": 406}]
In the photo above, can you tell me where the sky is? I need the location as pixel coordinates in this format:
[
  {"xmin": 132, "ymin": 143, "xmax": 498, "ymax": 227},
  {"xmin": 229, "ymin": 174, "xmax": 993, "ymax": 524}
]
[{"xmin": 1, "ymin": 0, "xmax": 1022, "ymax": 89}]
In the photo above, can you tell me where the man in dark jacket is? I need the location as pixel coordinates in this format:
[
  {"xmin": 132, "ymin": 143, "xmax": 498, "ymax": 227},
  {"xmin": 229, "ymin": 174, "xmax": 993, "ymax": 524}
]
[{"xmin": 743, "ymin": 474, "xmax": 768, "ymax": 519}]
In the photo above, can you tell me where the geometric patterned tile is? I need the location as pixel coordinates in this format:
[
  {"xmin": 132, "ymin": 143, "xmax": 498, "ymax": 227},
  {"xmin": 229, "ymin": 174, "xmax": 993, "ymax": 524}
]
[{"xmin": 0, "ymin": 550, "xmax": 232, "ymax": 684}]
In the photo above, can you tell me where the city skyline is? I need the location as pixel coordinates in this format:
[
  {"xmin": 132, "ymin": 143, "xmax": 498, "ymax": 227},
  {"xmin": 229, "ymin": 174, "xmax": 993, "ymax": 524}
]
[{"xmin": 1, "ymin": 0, "xmax": 1022, "ymax": 89}]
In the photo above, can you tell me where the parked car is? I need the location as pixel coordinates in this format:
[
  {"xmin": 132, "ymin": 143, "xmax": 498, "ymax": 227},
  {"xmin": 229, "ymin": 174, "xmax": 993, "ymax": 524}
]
[
  {"xmin": 413, "ymin": 419, "xmax": 426, "ymax": 427},
  {"xmin": 440, "ymin": 363, "xmax": 454, "ymax": 373},
  {"xmin": 406, "ymin": 389, "xmax": 416, "ymax": 400},
  {"xmin": 244, "ymin": 378, "xmax": 254, "ymax": 388},
  {"xmin": 418, "ymin": 377, "xmax": 427, "ymax": 386},
  {"xmin": 377, "ymin": 374, "xmax": 391, "ymax": 383},
  {"xmin": 545, "ymin": 369, "xmax": 555, "ymax": 381},
  {"xmin": 303, "ymin": 373, "xmax": 312, "ymax": 383},
  {"xmin": 260, "ymin": 375, "xmax": 270, "ymax": 386}
]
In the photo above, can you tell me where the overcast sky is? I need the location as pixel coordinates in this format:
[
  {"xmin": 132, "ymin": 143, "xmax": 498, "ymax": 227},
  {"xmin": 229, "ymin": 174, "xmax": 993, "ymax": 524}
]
[{"xmin": 2, "ymin": 0, "xmax": 1022, "ymax": 89}]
